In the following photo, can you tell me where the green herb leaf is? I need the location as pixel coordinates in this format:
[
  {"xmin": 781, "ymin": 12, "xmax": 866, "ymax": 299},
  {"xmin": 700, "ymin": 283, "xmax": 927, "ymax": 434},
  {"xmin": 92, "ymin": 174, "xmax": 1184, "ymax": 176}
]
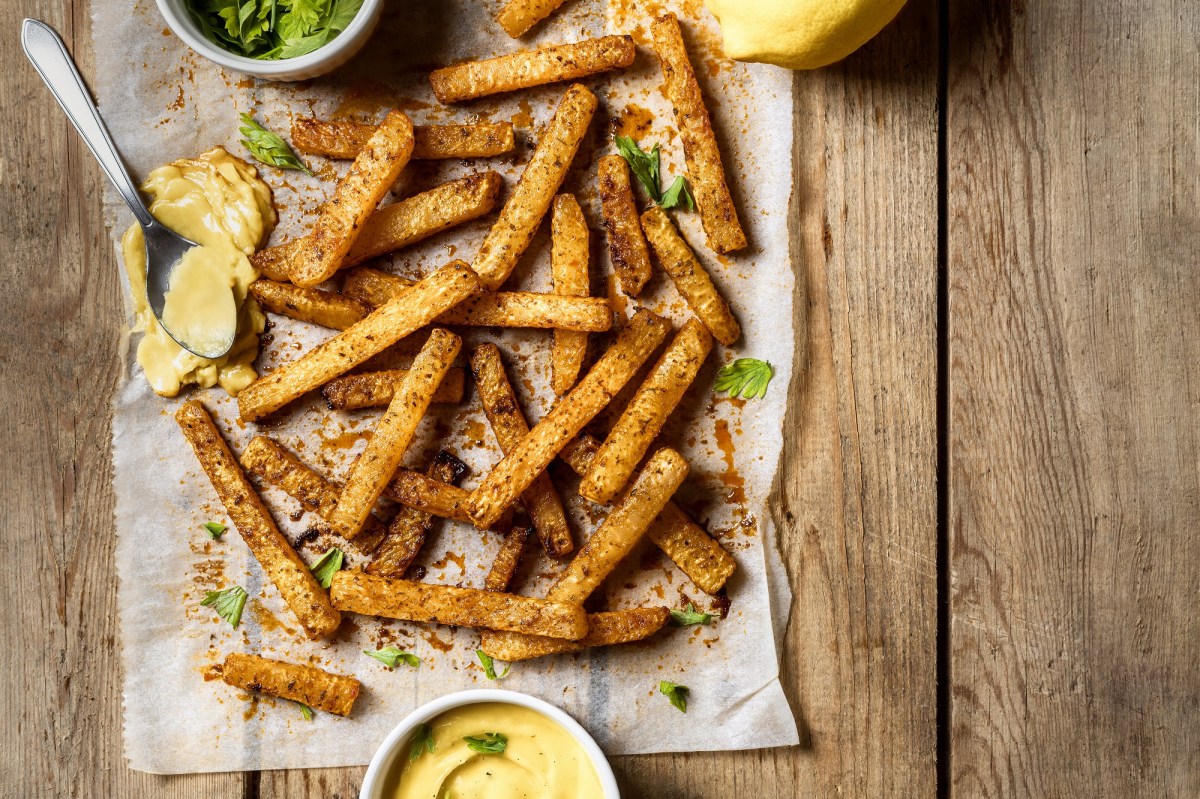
[
  {"xmin": 476, "ymin": 650, "xmax": 510, "ymax": 680},
  {"xmin": 659, "ymin": 176, "xmax": 695, "ymax": 211},
  {"xmin": 659, "ymin": 680, "xmax": 689, "ymax": 713},
  {"xmin": 185, "ymin": 0, "xmax": 359, "ymax": 60},
  {"xmin": 714, "ymin": 358, "xmax": 774, "ymax": 400},
  {"xmin": 297, "ymin": 702, "xmax": 314, "ymax": 721},
  {"xmin": 326, "ymin": 0, "xmax": 365, "ymax": 32},
  {"xmin": 614, "ymin": 135, "xmax": 662, "ymax": 202},
  {"xmin": 463, "ymin": 732, "xmax": 508, "ymax": 755},
  {"xmin": 238, "ymin": 113, "xmax": 313, "ymax": 175},
  {"xmin": 200, "ymin": 586, "xmax": 248, "ymax": 628},
  {"xmin": 364, "ymin": 647, "xmax": 420, "ymax": 669},
  {"xmin": 669, "ymin": 603, "xmax": 713, "ymax": 627},
  {"xmin": 310, "ymin": 547, "xmax": 344, "ymax": 588},
  {"xmin": 203, "ymin": 521, "xmax": 227, "ymax": 540},
  {"xmin": 409, "ymin": 723, "xmax": 436, "ymax": 762}
]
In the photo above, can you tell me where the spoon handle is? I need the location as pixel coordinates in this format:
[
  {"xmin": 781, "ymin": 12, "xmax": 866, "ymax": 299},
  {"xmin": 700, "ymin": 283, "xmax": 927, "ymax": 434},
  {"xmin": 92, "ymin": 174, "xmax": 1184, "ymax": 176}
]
[{"xmin": 21, "ymin": 18, "xmax": 155, "ymax": 229}]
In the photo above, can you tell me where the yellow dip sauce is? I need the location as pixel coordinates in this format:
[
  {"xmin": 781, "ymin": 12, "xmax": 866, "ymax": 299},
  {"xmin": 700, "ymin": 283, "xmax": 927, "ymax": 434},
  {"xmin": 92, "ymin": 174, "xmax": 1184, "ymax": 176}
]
[
  {"xmin": 121, "ymin": 147, "xmax": 275, "ymax": 396},
  {"xmin": 387, "ymin": 703, "xmax": 605, "ymax": 799}
]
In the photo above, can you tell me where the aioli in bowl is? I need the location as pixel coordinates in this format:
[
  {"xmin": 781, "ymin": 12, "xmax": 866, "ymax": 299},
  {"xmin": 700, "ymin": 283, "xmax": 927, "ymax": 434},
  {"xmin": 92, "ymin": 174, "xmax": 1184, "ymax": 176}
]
[{"xmin": 384, "ymin": 702, "xmax": 604, "ymax": 799}]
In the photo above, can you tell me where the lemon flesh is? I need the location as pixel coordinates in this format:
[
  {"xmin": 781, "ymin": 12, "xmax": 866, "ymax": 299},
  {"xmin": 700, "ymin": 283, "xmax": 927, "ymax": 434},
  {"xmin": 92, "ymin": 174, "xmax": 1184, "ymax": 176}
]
[{"xmin": 705, "ymin": 0, "xmax": 907, "ymax": 70}]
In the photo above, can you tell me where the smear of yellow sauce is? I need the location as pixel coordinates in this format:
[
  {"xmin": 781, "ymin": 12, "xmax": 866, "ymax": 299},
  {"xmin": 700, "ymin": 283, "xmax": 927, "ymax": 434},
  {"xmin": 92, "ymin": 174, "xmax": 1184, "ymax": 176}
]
[{"xmin": 121, "ymin": 147, "xmax": 275, "ymax": 397}]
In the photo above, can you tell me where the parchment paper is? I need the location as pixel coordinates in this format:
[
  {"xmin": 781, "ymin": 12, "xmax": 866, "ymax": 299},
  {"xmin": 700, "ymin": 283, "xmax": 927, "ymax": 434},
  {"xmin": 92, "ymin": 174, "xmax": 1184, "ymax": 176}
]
[{"xmin": 95, "ymin": 0, "xmax": 799, "ymax": 774}]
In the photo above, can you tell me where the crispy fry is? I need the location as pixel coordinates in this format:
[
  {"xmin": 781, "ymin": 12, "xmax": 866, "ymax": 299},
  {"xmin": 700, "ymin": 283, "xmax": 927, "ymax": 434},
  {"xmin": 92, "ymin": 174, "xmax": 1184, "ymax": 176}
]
[
  {"xmin": 322, "ymin": 368, "xmax": 465, "ymax": 410},
  {"xmin": 367, "ymin": 451, "xmax": 467, "ymax": 579},
  {"xmin": 548, "ymin": 448, "xmax": 688, "ymax": 604},
  {"xmin": 221, "ymin": 653, "xmax": 360, "ymax": 717},
  {"xmin": 467, "ymin": 309, "xmax": 671, "ymax": 528},
  {"xmin": 560, "ymin": 434, "xmax": 737, "ymax": 594},
  {"xmin": 330, "ymin": 571, "xmax": 589, "ymax": 639},
  {"xmin": 383, "ymin": 470, "xmax": 515, "ymax": 532},
  {"xmin": 292, "ymin": 118, "xmax": 515, "ymax": 160},
  {"xmin": 237, "ymin": 261, "xmax": 480, "ymax": 422},
  {"xmin": 430, "ymin": 36, "xmax": 635, "ymax": 103},
  {"xmin": 598, "ymin": 154, "xmax": 652, "ymax": 296},
  {"xmin": 485, "ymin": 526, "xmax": 531, "ymax": 592},
  {"xmin": 249, "ymin": 280, "xmax": 370, "ymax": 330},
  {"xmin": 343, "ymin": 267, "xmax": 611, "ymax": 331},
  {"xmin": 238, "ymin": 435, "xmax": 387, "ymax": 554},
  {"xmin": 480, "ymin": 607, "xmax": 670, "ymax": 661},
  {"xmin": 332, "ymin": 329, "xmax": 462, "ymax": 538},
  {"xmin": 650, "ymin": 14, "xmax": 747, "ymax": 254},
  {"xmin": 473, "ymin": 85, "xmax": 597, "ymax": 290},
  {"xmin": 550, "ymin": 194, "xmax": 590, "ymax": 395},
  {"xmin": 291, "ymin": 110, "xmax": 415, "ymax": 286},
  {"xmin": 580, "ymin": 319, "xmax": 713, "ymax": 503},
  {"xmin": 471, "ymin": 343, "xmax": 575, "ymax": 558},
  {"xmin": 641, "ymin": 206, "xmax": 741, "ymax": 346},
  {"xmin": 495, "ymin": 0, "xmax": 572, "ymax": 38},
  {"xmin": 175, "ymin": 402, "xmax": 341, "ymax": 639},
  {"xmin": 252, "ymin": 172, "xmax": 502, "ymax": 282}
]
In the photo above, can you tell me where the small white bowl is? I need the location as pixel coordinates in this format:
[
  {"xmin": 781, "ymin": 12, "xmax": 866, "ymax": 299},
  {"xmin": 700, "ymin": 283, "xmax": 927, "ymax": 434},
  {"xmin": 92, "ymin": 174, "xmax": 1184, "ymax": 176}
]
[
  {"xmin": 154, "ymin": 0, "xmax": 383, "ymax": 82},
  {"xmin": 359, "ymin": 689, "xmax": 620, "ymax": 799}
]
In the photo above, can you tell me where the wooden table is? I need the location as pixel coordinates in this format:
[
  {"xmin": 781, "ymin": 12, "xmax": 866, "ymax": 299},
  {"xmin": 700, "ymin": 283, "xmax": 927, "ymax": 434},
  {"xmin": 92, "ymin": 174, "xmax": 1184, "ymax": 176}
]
[{"xmin": 2, "ymin": 1, "xmax": 1195, "ymax": 796}]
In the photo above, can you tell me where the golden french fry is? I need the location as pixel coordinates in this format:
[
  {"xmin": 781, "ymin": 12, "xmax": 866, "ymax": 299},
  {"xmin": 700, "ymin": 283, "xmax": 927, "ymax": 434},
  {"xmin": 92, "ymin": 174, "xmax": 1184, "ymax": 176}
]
[
  {"xmin": 367, "ymin": 452, "xmax": 467, "ymax": 579},
  {"xmin": 485, "ymin": 526, "xmax": 531, "ymax": 592},
  {"xmin": 473, "ymin": 85, "xmax": 597, "ymax": 290},
  {"xmin": 480, "ymin": 607, "xmax": 670, "ymax": 661},
  {"xmin": 343, "ymin": 266, "xmax": 611, "ymax": 332},
  {"xmin": 550, "ymin": 194, "xmax": 590, "ymax": 395},
  {"xmin": 291, "ymin": 110, "xmax": 415, "ymax": 286},
  {"xmin": 560, "ymin": 434, "xmax": 737, "ymax": 594},
  {"xmin": 175, "ymin": 401, "xmax": 341, "ymax": 639},
  {"xmin": 382, "ymin": 470, "xmax": 515, "ymax": 532},
  {"xmin": 249, "ymin": 280, "xmax": 370, "ymax": 330},
  {"xmin": 580, "ymin": 319, "xmax": 713, "ymax": 503},
  {"xmin": 237, "ymin": 261, "xmax": 480, "ymax": 422},
  {"xmin": 598, "ymin": 154, "xmax": 652, "ymax": 296},
  {"xmin": 332, "ymin": 329, "xmax": 462, "ymax": 538},
  {"xmin": 322, "ymin": 368, "xmax": 465, "ymax": 410},
  {"xmin": 221, "ymin": 653, "xmax": 360, "ymax": 716},
  {"xmin": 495, "ymin": 0, "xmax": 572, "ymax": 37},
  {"xmin": 641, "ymin": 206, "xmax": 741, "ymax": 346},
  {"xmin": 330, "ymin": 571, "xmax": 589, "ymax": 639},
  {"xmin": 239, "ymin": 435, "xmax": 387, "ymax": 554},
  {"xmin": 548, "ymin": 448, "xmax": 688, "ymax": 604},
  {"xmin": 467, "ymin": 309, "xmax": 671, "ymax": 528},
  {"xmin": 650, "ymin": 14, "xmax": 747, "ymax": 254},
  {"xmin": 471, "ymin": 343, "xmax": 575, "ymax": 558},
  {"xmin": 292, "ymin": 118, "xmax": 515, "ymax": 160},
  {"xmin": 252, "ymin": 172, "xmax": 502, "ymax": 282},
  {"xmin": 430, "ymin": 36, "xmax": 635, "ymax": 103}
]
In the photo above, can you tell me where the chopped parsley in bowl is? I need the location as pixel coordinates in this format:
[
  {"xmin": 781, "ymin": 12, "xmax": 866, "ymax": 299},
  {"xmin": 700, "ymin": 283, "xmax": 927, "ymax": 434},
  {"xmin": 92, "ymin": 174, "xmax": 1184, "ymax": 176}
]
[{"xmin": 185, "ymin": 0, "xmax": 365, "ymax": 60}]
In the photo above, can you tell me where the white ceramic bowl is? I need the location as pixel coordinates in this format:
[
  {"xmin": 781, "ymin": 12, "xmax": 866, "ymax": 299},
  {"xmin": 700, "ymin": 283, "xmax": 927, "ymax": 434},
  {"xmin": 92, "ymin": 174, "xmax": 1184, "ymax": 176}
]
[
  {"xmin": 359, "ymin": 689, "xmax": 620, "ymax": 799},
  {"xmin": 154, "ymin": 0, "xmax": 383, "ymax": 82}
]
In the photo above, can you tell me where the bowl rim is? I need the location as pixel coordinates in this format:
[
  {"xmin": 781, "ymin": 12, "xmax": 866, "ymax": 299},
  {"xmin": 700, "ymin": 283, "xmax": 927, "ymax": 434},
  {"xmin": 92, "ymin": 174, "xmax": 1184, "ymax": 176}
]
[
  {"xmin": 358, "ymin": 688, "xmax": 621, "ymax": 799},
  {"xmin": 154, "ymin": 0, "xmax": 382, "ymax": 77}
]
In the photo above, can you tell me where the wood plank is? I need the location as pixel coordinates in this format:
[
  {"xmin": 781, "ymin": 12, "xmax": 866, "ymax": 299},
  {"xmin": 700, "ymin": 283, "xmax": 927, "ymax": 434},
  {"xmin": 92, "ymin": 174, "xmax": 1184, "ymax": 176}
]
[
  {"xmin": 947, "ymin": 1, "xmax": 1199, "ymax": 795},
  {"xmin": 0, "ymin": 3, "xmax": 245, "ymax": 797},
  {"xmin": 612, "ymin": 1, "xmax": 940, "ymax": 794}
]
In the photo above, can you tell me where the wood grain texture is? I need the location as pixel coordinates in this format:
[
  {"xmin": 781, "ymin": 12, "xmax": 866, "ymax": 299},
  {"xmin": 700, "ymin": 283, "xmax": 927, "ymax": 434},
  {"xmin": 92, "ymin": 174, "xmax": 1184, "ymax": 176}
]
[{"xmin": 947, "ymin": 1, "xmax": 1200, "ymax": 796}]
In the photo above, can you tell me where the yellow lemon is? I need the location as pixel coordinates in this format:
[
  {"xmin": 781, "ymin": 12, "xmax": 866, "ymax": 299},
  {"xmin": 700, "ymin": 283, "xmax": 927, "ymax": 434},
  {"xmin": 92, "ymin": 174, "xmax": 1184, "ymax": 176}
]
[{"xmin": 704, "ymin": 0, "xmax": 907, "ymax": 70}]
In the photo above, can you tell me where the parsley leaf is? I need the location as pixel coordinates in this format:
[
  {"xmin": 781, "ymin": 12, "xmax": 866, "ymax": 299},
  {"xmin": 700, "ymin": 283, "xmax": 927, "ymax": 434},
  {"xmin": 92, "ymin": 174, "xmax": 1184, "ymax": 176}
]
[
  {"xmin": 203, "ymin": 521, "xmax": 227, "ymax": 540},
  {"xmin": 714, "ymin": 358, "xmax": 774, "ymax": 400},
  {"xmin": 659, "ymin": 681, "xmax": 689, "ymax": 713},
  {"xmin": 409, "ymin": 723, "xmax": 436, "ymax": 762},
  {"xmin": 670, "ymin": 603, "xmax": 713, "ymax": 627},
  {"xmin": 310, "ymin": 547, "xmax": 344, "ymax": 588},
  {"xmin": 463, "ymin": 732, "xmax": 508, "ymax": 755},
  {"xmin": 364, "ymin": 647, "xmax": 420, "ymax": 669},
  {"xmin": 297, "ymin": 702, "xmax": 314, "ymax": 721},
  {"xmin": 184, "ymin": 0, "xmax": 361, "ymax": 61},
  {"xmin": 614, "ymin": 135, "xmax": 662, "ymax": 202},
  {"xmin": 238, "ymin": 114, "xmax": 313, "ymax": 175},
  {"xmin": 659, "ymin": 176, "xmax": 695, "ymax": 211},
  {"xmin": 476, "ymin": 650, "xmax": 510, "ymax": 680},
  {"xmin": 200, "ymin": 586, "xmax": 248, "ymax": 628}
]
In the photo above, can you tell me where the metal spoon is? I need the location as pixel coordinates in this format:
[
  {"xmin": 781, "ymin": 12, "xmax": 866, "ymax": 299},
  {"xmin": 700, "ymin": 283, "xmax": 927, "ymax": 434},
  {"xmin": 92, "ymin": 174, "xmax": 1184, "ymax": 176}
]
[{"xmin": 20, "ymin": 18, "xmax": 236, "ymax": 360}]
